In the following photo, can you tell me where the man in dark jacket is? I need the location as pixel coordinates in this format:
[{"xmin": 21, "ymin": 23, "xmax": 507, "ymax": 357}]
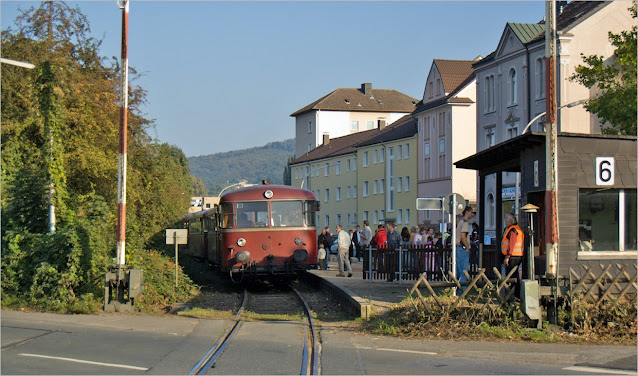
[{"xmin": 317, "ymin": 227, "xmax": 332, "ymax": 270}]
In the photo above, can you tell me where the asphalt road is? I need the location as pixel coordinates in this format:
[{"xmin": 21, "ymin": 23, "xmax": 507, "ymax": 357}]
[{"xmin": 2, "ymin": 310, "xmax": 636, "ymax": 375}]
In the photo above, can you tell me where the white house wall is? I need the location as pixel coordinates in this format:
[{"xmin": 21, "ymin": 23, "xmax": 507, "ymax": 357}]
[{"xmin": 294, "ymin": 111, "xmax": 318, "ymax": 157}]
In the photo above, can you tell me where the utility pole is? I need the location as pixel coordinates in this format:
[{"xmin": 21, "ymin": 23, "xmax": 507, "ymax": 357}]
[{"xmin": 545, "ymin": 0, "xmax": 560, "ymax": 324}]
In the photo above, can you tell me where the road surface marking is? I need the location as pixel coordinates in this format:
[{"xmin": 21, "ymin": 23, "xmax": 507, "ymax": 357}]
[
  {"xmin": 356, "ymin": 346, "xmax": 437, "ymax": 356},
  {"xmin": 563, "ymin": 366, "xmax": 636, "ymax": 375},
  {"xmin": 19, "ymin": 353, "xmax": 149, "ymax": 371}
]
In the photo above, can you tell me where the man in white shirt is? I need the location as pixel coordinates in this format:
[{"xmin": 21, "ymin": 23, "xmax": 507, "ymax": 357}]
[{"xmin": 336, "ymin": 224, "xmax": 353, "ymax": 277}]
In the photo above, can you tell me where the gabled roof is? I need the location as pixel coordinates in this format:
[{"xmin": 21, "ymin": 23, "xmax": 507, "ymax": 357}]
[
  {"xmin": 507, "ymin": 22, "xmax": 545, "ymax": 44},
  {"xmin": 433, "ymin": 59, "xmax": 476, "ymax": 95},
  {"xmin": 289, "ymin": 114, "xmax": 418, "ymax": 165},
  {"xmin": 413, "ymin": 59, "xmax": 476, "ymax": 116},
  {"xmin": 289, "ymin": 128, "xmax": 379, "ymax": 165},
  {"xmin": 474, "ymin": 1, "xmax": 607, "ymax": 68},
  {"xmin": 290, "ymin": 84, "xmax": 417, "ymax": 117},
  {"xmin": 356, "ymin": 114, "xmax": 418, "ymax": 148}
]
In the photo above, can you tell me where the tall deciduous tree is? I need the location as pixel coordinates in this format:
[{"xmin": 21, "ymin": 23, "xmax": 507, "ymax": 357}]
[
  {"xmin": 2, "ymin": 1, "xmax": 195, "ymax": 312},
  {"xmin": 570, "ymin": 3, "xmax": 637, "ymax": 135}
]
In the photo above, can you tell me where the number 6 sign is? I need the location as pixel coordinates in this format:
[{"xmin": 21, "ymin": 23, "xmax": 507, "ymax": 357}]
[{"xmin": 596, "ymin": 157, "xmax": 614, "ymax": 186}]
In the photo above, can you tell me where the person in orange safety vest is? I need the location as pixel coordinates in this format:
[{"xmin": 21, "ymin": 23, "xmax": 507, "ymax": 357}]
[{"xmin": 501, "ymin": 212, "xmax": 524, "ymax": 296}]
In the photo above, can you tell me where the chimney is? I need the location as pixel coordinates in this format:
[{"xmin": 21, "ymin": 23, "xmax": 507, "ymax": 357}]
[
  {"xmin": 361, "ymin": 83, "xmax": 372, "ymax": 96},
  {"xmin": 322, "ymin": 134, "xmax": 330, "ymax": 145},
  {"xmin": 377, "ymin": 120, "xmax": 386, "ymax": 130}
]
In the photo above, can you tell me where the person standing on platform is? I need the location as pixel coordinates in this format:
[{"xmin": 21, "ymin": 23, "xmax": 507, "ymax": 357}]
[
  {"xmin": 336, "ymin": 224, "xmax": 353, "ymax": 277},
  {"xmin": 318, "ymin": 227, "xmax": 332, "ymax": 270},
  {"xmin": 502, "ymin": 212, "xmax": 524, "ymax": 296},
  {"xmin": 352, "ymin": 225, "xmax": 361, "ymax": 259},
  {"xmin": 386, "ymin": 223, "xmax": 400, "ymax": 248},
  {"xmin": 455, "ymin": 206, "xmax": 474, "ymax": 295}
]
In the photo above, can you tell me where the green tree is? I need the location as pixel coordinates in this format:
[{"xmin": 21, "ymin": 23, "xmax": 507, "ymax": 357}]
[
  {"xmin": 2, "ymin": 1, "xmax": 195, "ymax": 312},
  {"xmin": 570, "ymin": 3, "xmax": 637, "ymax": 135},
  {"xmin": 282, "ymin": 156, "xmax": 294, "ymax": 185},
  {"xmin": 191, "ymin": 175, "xmax": 208, "ymax": 196}
]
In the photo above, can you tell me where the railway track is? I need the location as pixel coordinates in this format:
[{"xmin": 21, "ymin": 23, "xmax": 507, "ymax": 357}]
[{"xmin": 188, "ymin": 286, "xmax": 320, "ymax": 375}]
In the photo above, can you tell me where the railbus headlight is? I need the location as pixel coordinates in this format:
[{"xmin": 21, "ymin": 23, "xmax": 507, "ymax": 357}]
[
  {"xmin": 235, "ymin": 251, "xmax": 251, "ymax": 264},
  {"xmin": 237, "ymin": 238, "xmax": 246, "ymax": 247},
  {"xmin": 294, "ymin": 237, "xmax": 303, "ymax": 245}
]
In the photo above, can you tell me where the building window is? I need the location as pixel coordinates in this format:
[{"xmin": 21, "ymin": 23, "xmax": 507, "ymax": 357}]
[
  {"xmin": 363, "ymin": 211, "xmax": 369, "ymax": 221},
  {"xmin": 380, "ymin": 148, "xmax": 385, "ymax": 163},
  {"xmin": 337, "ymin": 214, "xmax": 341, "ymax": 225},
  {"xmin": 486, "ymin": 126, "xmax": 496, "ymax": 148},
  {"xmin": 424, "ymin": 117, "xmax": 430, "ymax": 140},
  {"xmin": 405, "ymin": 176, "xmax": 410, "ymax": 192},
  {"xmin": 336, "ymin": 187, "xmax": 341, "ymax": 201},
  {"xmin": 508, "ymin": 68, "xmax": 517, "ymax": 105},
  {"xmin": 294, "ymin": 168, "xmax": 298, "ymax": 180},
  {"xmin": 397, "ymin": 177, "xmax": 403, "ymax": 192},
  {"xmin": 506, "ymin": 122, "xmax": 519, "ymax": 140},
  {"xmin": 353, "ymin": 213, "xmax": 358, "ymax": 225},
  {"xmin": 405, "ymin": 209, "xmax": 410, "ymax": 224},
  {"xmin": 346, "ymin": 186, "xmax": 350, "ymax": 199},
  {"xmin": 438, "ymin": 112, "xmax": 445, "ymax": 136},
  {"xmin": 336, "ymin": 161, "xmax": 341, "ymax": 175},
  {"xmin": 308, "ymin": 121, "xmax": 312, "ymax": 134},
  {"xmin": 373, "ymin": 210, "xmax": 378, "ymax": 224},
  {"xmin": 424, "ymin": 143, "xmax": 431, "ymax": 180},
  {"xmin": 324, "ymin": 163, "xmax": 329, "ymax": 176},
  {"xmin": 308, "ymin": 144, "xmax": 312, "ymax": 152},
  {"xmin": 404, "ymin": 144, "xmax": 409, "ymax": 159},
  {"xmin": 353, "ymin": 158, "xmax": 357, "ymax": 171},
  {"xmin": 398, "ymin": 145, "xmax": 403, "ymax": 160},
  {"xmin": 398, "ymin": 209, "xmax": 403, "ymax": 224},
  {"xmin": 535, "ymin": 57, "xmax": 545, "ymax": 99},
  {"xmin": 373, "ymin": 149, "xmax": 378, "ymax": 164},
  {"xmin": 325, "ymin": 215, "xmax": 330, "ymax": 227},
  {"xmin": 347, "ymin": 213, "xmax": 351, "ymax": 226},
  {"xmin": 436, "ymin": 79, "xmax": 441, "ymax": 95},
  {"xmin": 367, "ymin": 120, "xmax": 374, "ymax": 130},
  {"xmin": 351, "ymin": 121, "xmax": 359, "ymax": 131},
  {"xmin": 373, "ymin": 180, "xmax": 378, "ymax": 194},
  {"xmin": 438, "ymin": 138, "xmax": 446, "ymax": 178},
  {"xmin": 380, "ymin": 179, "xmax": 385, "ymax": 194},
  {"xmin": 485, "ymin": 75, "xmax": 495, "ymax": 113},
  {"xmin": 363, "ymin": 181, "xmax": 369, "ymax": 197},
  {"xmin": 353, "ymin": 185, "xmax": 357, "ymax": 198},
  {"xmin": 380, "ymin": 210, "xmax": 385, "ymax": 221},
  {"xmin": 363, "ymin": 151, "xmax": 369, "ymax": 167},
  {"xmin": 324, "ymin": 189, "xmax": 329, "ymax": 202},
  {"xmin": 428, "ymin": 82, "xmax": 433, "ymax": 98},
  {"xmin": 578, "ymin": 189, "xmax": 637, "ymax": 252}
]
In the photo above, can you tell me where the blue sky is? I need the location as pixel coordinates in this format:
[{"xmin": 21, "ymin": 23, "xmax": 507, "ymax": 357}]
[{"xmin": 1, "ymin": 1, "xmax": 545, "ymax": 157}]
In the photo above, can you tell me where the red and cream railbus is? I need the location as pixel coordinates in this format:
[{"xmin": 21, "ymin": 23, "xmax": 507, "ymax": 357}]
[{"xmin": 184, "ymin": 183, "xmax": 319, "ymax": 281}]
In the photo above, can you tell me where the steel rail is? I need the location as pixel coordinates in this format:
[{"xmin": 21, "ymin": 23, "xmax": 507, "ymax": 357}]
[
  {"xmin": 187, "ymin": 289, "xmax": 248, "ymax": 375},
  {"xmin": 292, "ymin": 287, "xmax": 320, "ymax": 375}
]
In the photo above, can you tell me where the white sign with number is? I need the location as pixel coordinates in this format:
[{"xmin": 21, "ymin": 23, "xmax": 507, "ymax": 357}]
[{"xmin": 595, "ymin": 157, "xmax": 614, "ymax": 186}]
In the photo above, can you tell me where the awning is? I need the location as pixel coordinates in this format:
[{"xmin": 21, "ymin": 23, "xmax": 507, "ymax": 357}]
[{"xmin": 454, "ymin": 132, "xmax": 546, "ymax": 175}]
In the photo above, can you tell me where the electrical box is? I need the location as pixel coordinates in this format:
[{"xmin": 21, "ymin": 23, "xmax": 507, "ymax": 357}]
[{"xmin": 521, "ymin": 279, "xmax": 541, "ymax": 320}]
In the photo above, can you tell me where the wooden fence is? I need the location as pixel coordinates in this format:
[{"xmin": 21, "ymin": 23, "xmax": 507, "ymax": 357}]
[
  {"xmin": 361, "ymin": 244, "xmax": 501, "ymax": 282},
  {"xmin": 568, "ymin": 263, "xmax": 637, "ymax": 308}
]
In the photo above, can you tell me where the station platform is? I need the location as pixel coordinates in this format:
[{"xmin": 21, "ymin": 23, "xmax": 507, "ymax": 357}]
[{"xmin": 306, "ymin": 258, "xmax": 412, "ymax": 319}]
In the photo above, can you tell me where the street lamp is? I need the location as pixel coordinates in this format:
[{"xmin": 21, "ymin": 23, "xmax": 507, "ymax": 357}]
[
  {"xmin": 521, "ymin": 203, "xmax": 539, "ymax": 279},
  {"xmin": 521, "ymin": 99, "xmax": 588, "ymax": 135}
]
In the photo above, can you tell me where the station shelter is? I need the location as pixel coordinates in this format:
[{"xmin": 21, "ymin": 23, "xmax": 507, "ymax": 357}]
[{"xmin": 455, "ymin": 132, "xmax": 636, "ymax": 286}]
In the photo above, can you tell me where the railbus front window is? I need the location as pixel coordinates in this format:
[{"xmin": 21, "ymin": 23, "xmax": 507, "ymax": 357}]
[
  {"xmin": 220, "ymin": 203, "xmax": 234, "ymax": 229},
  {"xmin": 272, "ymin": 201, "xmax": 303, "ymax": 227},
  {"xmin": 304, "ymin": 200, "xmax": 318, "ymax": 227},
  {"xmin": 236, "ymin": 202, "xmax": 269, "ymax": 228}
]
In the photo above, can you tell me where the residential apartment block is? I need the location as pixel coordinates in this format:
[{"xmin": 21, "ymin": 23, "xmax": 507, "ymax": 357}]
[
  {"xmin": 289, "ymin": 115, "xmax": 418, "ymax": 230},
  {"xmin": 413, "ymin": 59, "xmax": 478, "ymax": 226},
  {"xmin": 471, "ymin": 1, "xmax": 635, "ymax": 239},
  {"xmin": 291, "ymin": 83, "xmax": 417, "ymax": 158}
]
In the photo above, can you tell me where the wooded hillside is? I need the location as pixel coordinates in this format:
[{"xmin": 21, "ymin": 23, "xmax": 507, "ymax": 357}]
[{"xmin": 188, "ymin": 139, "xmax": 295, "ymax": 195}]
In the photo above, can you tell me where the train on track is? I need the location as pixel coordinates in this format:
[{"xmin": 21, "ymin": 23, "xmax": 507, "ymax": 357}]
[{"xmin": 183, "ymin": 183, "xmax": 319, "ymax": 282}]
